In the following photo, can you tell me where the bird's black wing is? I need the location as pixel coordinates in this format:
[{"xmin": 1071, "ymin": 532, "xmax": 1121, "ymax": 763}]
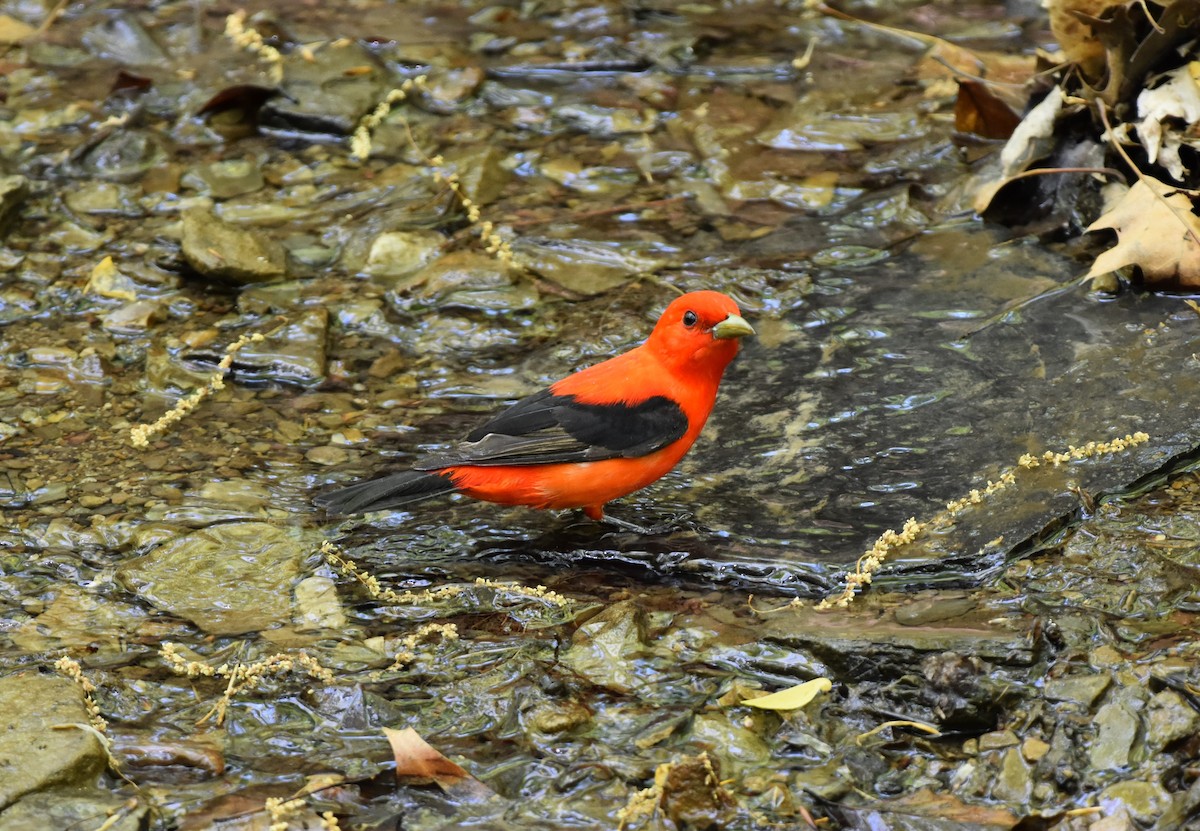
[{"xmin": 413, "ymin": 389, "xmax": 688, "ymax": 469}]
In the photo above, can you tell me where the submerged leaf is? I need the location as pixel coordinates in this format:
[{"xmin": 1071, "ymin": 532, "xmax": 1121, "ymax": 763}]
[{"xmin": 383, "ymin": 727, "xmax": 497, "ymax": 802}]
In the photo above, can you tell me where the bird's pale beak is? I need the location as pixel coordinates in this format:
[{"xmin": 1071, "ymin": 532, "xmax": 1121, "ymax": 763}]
[{"xmin": 712, "ymin": 313, "xmax": 755, "ymax": 340}]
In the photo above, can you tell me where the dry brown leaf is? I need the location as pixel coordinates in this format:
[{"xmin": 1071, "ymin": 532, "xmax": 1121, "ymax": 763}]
[
  {"xmin": 1086, "ymin": 177, "xmax": 1200, "ymax": 285},
  {"xmin": 383, "ymin": 727, "xmax": 497, "ymax": 802},
  {"xmin": 955, "ymin": 80, "xmax": 1022, "ymax": 139},
  {"xmin": 1046, "ymin": 0, "xmax": 1121, "ymax": 77}
]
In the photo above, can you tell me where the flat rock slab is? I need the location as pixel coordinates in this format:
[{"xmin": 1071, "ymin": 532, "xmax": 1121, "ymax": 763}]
[
  {"xmin": 117, "ymin": 522, "xmax": 314, "ymax": 635},
  {"xmin": 181, "ymin": 206, "xmax": 285, "ymax": 284},
  {"xmin": 0, "ymin": 673, "xmax": 106, "ymax": 811}
]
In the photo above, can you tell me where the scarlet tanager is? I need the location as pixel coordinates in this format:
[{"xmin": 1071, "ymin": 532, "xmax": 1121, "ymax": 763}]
[{"xmin": 315, "ymin": 290, "xmax": 754, "ymax": 528}]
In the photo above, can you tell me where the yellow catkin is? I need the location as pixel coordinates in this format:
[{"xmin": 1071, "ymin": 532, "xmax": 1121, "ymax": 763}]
[
  {"xmin": 129, "ymin": 332, "xmax": 265, "ymax": 447},
  {"xmin": 225, "ymin": 10, "xmax": 283, "ymax": 84},
  {"xmin": 265, "ymin": 797, "xmax": 306, "ymax": 831},
  {"xmin": 53, "ymin": 655, "xmax": 108, "ymax": 733},
  {"xmin": 319, "ymin": 541, "xmax": 570, "ymax": 608},
  {"xmin": 350, "ymin": 79, "xmax": 423, "ymax": 161},
  {"xmin": 382, "ymin": 622, "xmax": 460, "ymax": 672},
  {"xmin": 349, "ymin": 77, "xmax": 515, "ymax": 265},
  {"xmin": 816, "ymin": 432, "xmax": 1151, "ymax": 608},
  {"xmin": 160, "ymin": 643, "xmax": 335, "ymax": 726}
]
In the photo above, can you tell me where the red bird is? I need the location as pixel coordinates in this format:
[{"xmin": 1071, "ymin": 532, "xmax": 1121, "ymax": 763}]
[{"xmin": 315, "ymin": 291, "xmax": 753, "ymax": 529}]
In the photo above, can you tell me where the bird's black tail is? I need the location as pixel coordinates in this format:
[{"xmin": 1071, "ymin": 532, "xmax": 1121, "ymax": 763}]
[{"xmin": 314, "ymin": 470, "xmax": 457, "ymax": 515}]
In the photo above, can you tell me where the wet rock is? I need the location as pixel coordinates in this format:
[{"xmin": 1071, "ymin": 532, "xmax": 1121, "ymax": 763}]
[
  {"xmin": 180, "ymin": 206, "xmax": 286, "ymax": 284},
  {"xmin": 0, "ymin": 174, "xmax": 29, "ymax": 232},
  {"xmin": 0, "ymin": 673, "xmax": 107, "ymax": 810},
  {"xmin": 218, "ymin": 306, "xmax": 328, "ymax": 386},
  {"xmin": 990, "ymin": 747, "xmax": 1032, "ymax": 805},
  {"xmin": 62, "ymin": 181, "xmax": 142, "ymax": 216},
  {"xmin": 182, "ymin": 159, "xmax": 266, "ymax": 199},
  {"xmin": 116, "ymin": 522, "xmax": 313, "ymax": 635},
  {"xmin": 691, "ymin": 712, "xmax": 772, "ymax": 767},
  {"xmin": 1021, "ymin": 737, "xmax": 1050, "ymax": 762},
  {"xmin": 365, "ymin": 229, "xmax": 445, "ymax": 279},
  {"xmin": 1090, "ymin": 697, "xmax": 1141, "ymax": 770},
  {"xmin": 392, "ymin": 250, "xmax": 536, "ymax": 311},
  {"xmin": 307, "ymin": 446, "xmax": 352, "ymax": 466},
  {"xmin": 557, "ymin": 103, "xmax": 658, "ymax": 136},
  {"xmin": 441, "ymin": 144, "xmax": 510, "ymax": 206},
  {"xmin": 762, "ymin": 603, "xmax": 1036, "ymax": 677},
  {"xmin": 12, "ymin": 586, "xmax": 146, "ymax": 653},
  {"xmin": 261, "ymin": 40, "xmax": 387, "ymax": 137},
  {"xmin": 559, "ymin": 599, "xmax": 648, "ymax": 693},
  {"xmin": 978, "ymin": 729, "xmax": 1019, "ymax": 751},
  {"xmin": 0, "ymin": 788, "xmax": 150, "ymax": 831},
  {"xmin": 64, "ymin": 129, "xmax": 166, "ymax": 182},
  {"xmin": 102, "ymin": 299, "xmax": 165, "ymax": 333},
  {"xmin": 514, "ymin": 236, "xmax": 675, "ymax": 296},
  {"xmin": 524, "ymin": 700, "xmax": 592, "ymax": 735},
  {"xmin": 47, "ymin": 220, "xmax": 110, "ymax": 253},
  {"xmin": 420, "ymin": 66, "xmax": 486, "ymax": 113},
  {"xmin": 196, "ymin": 478, "xmax": 272, "ymax": 509},
  {"xmin": 1098, "ymin": 780, "xmax": 1172, "ymax": 826},
  {"xmin": 284, "ymin": 235, "xmax": 339, "ymax": 268},
  {"xmin": 757, "ymin": 103, "xmax": 928, "ymax": 152},
  {"xmin": 1043, "ymin": 673, "xmax": 1111, "ymax": 707},
  {"xmin": 895, "ymin": 595, "xmax": 977, "ymax": 626},
  {"xmin": 792, "ymin": 759, "xmax": 851, "ymax": 801},
  {"xmin": 81, "ymin": 12, "xmax": 166, "ymax": 65},
  {"xmin": 661, "ymin": 753, "xmax": 734, "ymax": 830},
  {"xmin": 86, "ymin": 257, "xmax": 139, "ymax": 301},
  {"xmin": 539, "ymin": 157, "xmax": 635, "ymax": 196},
  {"xmin": 1146, "ymin": 689, "xmax": 1199, "ymax": 751},
  {"xmin": 293, "ymin": 576, "xmax": 347, "ymax": 630},
  {"xmin": 836, "ymin": 788, "xmax": 1020, "ymax": 829}
]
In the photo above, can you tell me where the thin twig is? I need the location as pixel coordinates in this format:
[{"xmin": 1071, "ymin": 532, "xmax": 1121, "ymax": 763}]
[{"xmin": 1002, "ymin": 165, "xmax": 1125, "ymax": 183}]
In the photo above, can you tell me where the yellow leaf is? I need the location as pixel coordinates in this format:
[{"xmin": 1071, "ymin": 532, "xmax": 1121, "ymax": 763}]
[
  {"xmin": 87, "ymin": 256, "xmax": 138, "ymax": 301},
  {"xmin": 741, "ymin": 677, "xmax": 832, "ymax": 711},
  {"xmin": 1085, "ymin": 177, "xmax": 1200, "ymax": 286},
  {"xmin": 0, "ymin": 14, "xmax": 35, "ymax": 44}
]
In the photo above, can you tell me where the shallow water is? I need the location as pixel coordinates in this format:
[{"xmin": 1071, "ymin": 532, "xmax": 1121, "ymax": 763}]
[{"xmin": 1, "ymin": 1, "xmax": 1196, "ymax": 829}]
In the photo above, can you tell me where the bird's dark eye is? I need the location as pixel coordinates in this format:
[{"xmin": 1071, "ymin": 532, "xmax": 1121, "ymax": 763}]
[{"xmin": 682, "ymin": 310, "xmax": 698, "ymax": 327}]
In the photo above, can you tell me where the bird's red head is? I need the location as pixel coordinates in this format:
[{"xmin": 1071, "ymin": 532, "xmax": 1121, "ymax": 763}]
[{"xmin": 647, "ymin": 291, "xmax": 754, "ymax": 380}]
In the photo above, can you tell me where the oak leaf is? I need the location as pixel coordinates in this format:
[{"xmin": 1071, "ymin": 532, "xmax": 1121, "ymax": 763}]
[{"xmin": 1085, "ymin": 178, "xmax": 1200, "ymax": 286}]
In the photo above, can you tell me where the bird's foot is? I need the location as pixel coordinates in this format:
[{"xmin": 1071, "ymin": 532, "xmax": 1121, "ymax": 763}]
[{"xmin": 599, "ymin": 512, "xmax": 693, "ymax": 536}]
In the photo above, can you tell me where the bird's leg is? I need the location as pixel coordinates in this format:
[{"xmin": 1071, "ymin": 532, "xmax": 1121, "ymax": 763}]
[{"xmin": 598, "ymin": 511, "xmax": 691, "ymax": 536}]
